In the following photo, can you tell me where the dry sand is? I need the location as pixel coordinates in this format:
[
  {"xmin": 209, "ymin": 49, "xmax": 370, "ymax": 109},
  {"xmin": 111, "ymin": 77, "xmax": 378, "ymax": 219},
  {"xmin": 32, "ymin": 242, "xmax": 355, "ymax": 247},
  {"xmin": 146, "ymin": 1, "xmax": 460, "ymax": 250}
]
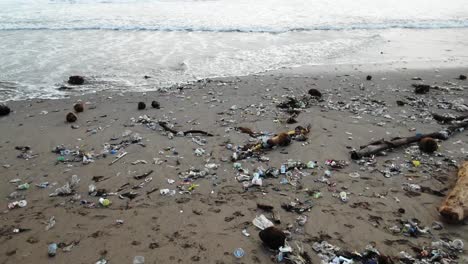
[{"xmin": 1, "ymin": 64, "xmax": 468, "ymax": 263}]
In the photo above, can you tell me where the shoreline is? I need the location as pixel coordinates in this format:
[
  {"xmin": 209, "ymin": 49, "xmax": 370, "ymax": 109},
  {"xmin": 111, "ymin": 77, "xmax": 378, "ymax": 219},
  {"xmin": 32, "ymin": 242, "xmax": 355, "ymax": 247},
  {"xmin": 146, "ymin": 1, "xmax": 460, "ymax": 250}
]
[
  {"xmin": 3, "ymin": 61, "xmax": 468, "ymax": 104},
  {"xmin": 2, "ymin": 27, "xmax": 468, "ymax": 102},
  {"xmin": 1, "ymin": 64, "xmax": 468, "ymax": 263}
]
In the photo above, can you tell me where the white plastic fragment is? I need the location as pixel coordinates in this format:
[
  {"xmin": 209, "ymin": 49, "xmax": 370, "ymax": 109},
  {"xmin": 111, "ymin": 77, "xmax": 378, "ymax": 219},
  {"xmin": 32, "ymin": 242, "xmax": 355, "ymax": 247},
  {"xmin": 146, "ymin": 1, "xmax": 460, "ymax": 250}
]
[{"xmin": 252, "ymin": 214, "xmax": 274, "ymax": 230}]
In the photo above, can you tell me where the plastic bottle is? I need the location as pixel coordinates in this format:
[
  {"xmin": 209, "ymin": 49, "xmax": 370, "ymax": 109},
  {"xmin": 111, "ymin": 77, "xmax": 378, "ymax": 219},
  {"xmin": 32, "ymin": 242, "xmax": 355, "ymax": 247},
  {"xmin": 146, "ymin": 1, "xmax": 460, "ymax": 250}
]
[
  {"xmin": 133, "ymin": 256, "xmax": 145, "ymax": 264},
  {"xmin": 48, "ymin": 243, "xmax": 57, "ymax": 257},
  {"xmin": 306, "ymin": 161, "xmax": 316, "ymax": 169},
  {"xmin": 340, "ymin": 192, "xmax": 348, "ymax": 202},
  {"xmin": 17, "ymin": 183, "xmax": 30, "ymax": 190},
  {"xmin": 280, "ymin": 164, "xmax": 287, "ymax": 174},
  {"xmin": 36, "ymin": 182, "xmax": 49, "ymax": 188}
]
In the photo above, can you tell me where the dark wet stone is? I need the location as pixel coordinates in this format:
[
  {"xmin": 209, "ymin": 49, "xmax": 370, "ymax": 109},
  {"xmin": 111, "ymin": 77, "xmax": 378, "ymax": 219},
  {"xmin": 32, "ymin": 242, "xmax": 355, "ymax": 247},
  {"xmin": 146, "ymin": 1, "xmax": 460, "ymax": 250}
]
[
  {"xmin": 151, "ymin": 101, "xmax": 160, "ymax": 109},
  {"xmin": 418, "ymin": 137, "xmax": 438, "ymax": 153},
  {"xmin": 138, "ymin": 102, "xmax": 146, "ymax": 110},
  {"xmin": 308, "ymin": 88, "xmax": 322, "ymax": 98},
  {"xmin": 66, "ymin": 112, "xmax": 77, "ymax": 123},
  {"xmin": 74, "ymin": 102, "xmax": 84, "ymax": 113},
  {"xmin": 0, "ymin": 104, "xmax": 11, "ymax": 116},
  {"xmin": 68, "ymin": 76, "xmax": 85, "ymax": 85},
  {"xmin": 259, "ymin": 226, "xmax": 286, "ymax": 250}
]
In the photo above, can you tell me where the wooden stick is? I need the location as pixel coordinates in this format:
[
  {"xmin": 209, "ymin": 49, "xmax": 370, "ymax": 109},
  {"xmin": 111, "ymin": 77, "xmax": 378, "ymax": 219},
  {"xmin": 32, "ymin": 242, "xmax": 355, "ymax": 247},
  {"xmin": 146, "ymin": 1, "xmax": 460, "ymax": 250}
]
[
  {"xmin": 351, "ymin": 121, "xmax": 468, "ymax": 159},
  {"xmin": 109, "ymin": 152, "xmax": 127, "ymax": 165},
  {"xmin": 158, "ymin": 121, "xmax": 213, "ymax": 136},
  {"xmin": 439, "ymin": 161, "xmax": 468, "ymax": 222},
  {"xmin": 134, "ymin": 170, "xmax": 154, "ymax": 180}
]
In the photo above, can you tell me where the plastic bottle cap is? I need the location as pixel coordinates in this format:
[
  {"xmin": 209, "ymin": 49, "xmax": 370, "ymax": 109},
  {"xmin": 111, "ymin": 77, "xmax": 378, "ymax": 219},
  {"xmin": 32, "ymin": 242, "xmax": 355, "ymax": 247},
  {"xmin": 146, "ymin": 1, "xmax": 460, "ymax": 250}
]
[
  {"xmin": 99, "ymin": 198, "xmax": 110, "ymax": 207},
  {"xmin": 233, "ymin": 248, "xmax": 244, "ymax": 258}
]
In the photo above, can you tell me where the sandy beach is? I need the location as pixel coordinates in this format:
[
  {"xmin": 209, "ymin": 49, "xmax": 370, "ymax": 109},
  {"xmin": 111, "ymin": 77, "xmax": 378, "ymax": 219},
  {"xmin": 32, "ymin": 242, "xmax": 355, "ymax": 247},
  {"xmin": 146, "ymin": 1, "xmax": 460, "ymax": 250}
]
[{"xmin": 0, "ymin": 63, "xmax": 467, "ymax": 263}]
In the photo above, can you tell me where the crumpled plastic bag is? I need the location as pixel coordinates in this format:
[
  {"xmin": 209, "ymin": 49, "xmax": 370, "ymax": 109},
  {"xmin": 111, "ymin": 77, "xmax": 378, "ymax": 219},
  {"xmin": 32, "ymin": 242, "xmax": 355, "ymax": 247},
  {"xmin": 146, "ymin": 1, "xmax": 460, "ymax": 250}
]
[
  {"xmin": 49, "ymin": 175, "xmax": 80, "ymax": 197},
  {"xmin": 252, "ymin": 214, "xmax": 274, "ymax": 230}
]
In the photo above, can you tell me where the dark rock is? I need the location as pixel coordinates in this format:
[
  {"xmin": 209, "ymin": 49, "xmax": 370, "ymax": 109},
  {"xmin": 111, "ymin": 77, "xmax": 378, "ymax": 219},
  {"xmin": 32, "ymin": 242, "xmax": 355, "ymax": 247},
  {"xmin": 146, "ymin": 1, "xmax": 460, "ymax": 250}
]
[
  {"xmin": 259, "ymin": 226, "xmax": 286, "ymax": 250},
  {"xmin": 459, "ymin": 74, "xmax": 467, "ymax": 80},
  {"xmin": 0, "ymin": 104, "xmax": 11, "ymax": 116},
  {"xmin": 151, "ymin": 101, "xmax": 160, "ymax": 109},
  {"xmin": 138, "ymin": 102, "xmax": 146, "ymax": 110},
  {"xmin": 68, "ymin": 76, "xmax": 85, "ymax": 85},
  {"xmin": 144, "ymin": 75, "xmax": 151, "ymax": 79},
  {"xmin": 74, "ymin": 102, "xmax": 84, "ymax": 113},
  {"xmin": 366, "ymin": 75, "xmax": 372, "ymax": 81},
  {"xmin": 418, "ymin": 137, "xmax": 438, "ymax": 153},
  {"xmin": 413, "ymin": 84, "xmax": 431, "ymax": 94},
  {"xmin": 308, "ymin": 88, "xmax": 322, "ymax": 98},
  {"xmin": 66, "ymin": 112, "xmax": 77, "ymax": 123},
  {"xmin": 257, "ymin": 203, "xmax": 274, "ymax": 211},
  {"xmin": 396, "ymin": 100, "xmax": 406, "ymax": 106}
]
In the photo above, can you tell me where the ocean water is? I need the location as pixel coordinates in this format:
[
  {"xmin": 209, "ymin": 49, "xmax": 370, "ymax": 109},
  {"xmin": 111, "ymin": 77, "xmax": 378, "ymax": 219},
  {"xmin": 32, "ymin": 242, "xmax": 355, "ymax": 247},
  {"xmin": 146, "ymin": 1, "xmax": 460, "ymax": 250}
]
[{"xmin": 1, "ymin": 0, "xmax": 468, "ymax": 101}]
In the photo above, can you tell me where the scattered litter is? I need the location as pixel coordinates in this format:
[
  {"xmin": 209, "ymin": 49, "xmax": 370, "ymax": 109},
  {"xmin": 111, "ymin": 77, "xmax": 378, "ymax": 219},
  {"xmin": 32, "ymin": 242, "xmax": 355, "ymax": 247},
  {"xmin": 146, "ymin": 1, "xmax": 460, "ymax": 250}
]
[
  {"xmin": 160, "ymin": 189, "xmax": 176, "ymax": 196},
  {"xmin": 48, "ymin": 243, "xmax": 57, "ymax": 257},
  {"xmin": 252, "ymin": 214, "xmax": 274, "ymax": 230},
  {"xmin": 131, "ymin": 159, "xmax": 147, "ymax": 165},
  {"xmin": 109, "ymin": 152, "xmax": 128, "ymax": 165},
  {"xmin": 99, "ymin": 197, "xmax": 111, "ymax": 207},
  {"xmin": 7, "ymin": 200, "xmax": 27, "ymax": 209},
  {"xmin": 233, "ymin": 248, "xmax": 244, "ymax": 258},
  {"xmin": 194, "ymin": 148, "xmax": 205, "ymax": 156},
  {"xmin": 45, "ymin": 216, "xmax": 56, "ymax": 231}
]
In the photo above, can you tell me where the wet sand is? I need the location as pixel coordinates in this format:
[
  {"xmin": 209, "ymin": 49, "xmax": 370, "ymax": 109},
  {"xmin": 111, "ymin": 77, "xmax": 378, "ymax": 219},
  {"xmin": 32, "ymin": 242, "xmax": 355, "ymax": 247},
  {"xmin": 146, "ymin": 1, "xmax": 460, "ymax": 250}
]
[{"xmin": 1, "ymin": 64, "xmax": 468, "ymax": 263}]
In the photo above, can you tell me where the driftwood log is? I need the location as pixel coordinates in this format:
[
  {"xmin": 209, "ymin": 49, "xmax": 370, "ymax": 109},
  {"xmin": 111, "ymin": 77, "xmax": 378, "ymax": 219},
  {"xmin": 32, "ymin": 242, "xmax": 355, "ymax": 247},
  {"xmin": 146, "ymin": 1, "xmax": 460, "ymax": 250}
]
[
  {"xmin": 350, "ymin": 121, "xmax": 468, "ymax": 159},
  {"xmin": 438, "ymin": 161, "xmax": 468, "ymax": 222},
  {"xmin": 432, "ymin": 113, "xmax": 468, "ymax": 124}
]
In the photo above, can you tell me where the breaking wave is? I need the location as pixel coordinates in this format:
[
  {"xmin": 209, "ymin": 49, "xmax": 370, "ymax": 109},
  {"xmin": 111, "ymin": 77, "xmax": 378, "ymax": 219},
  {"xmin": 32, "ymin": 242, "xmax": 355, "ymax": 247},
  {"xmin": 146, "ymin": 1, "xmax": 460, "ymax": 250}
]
[{"xmin": 1, "ymin": 20, "xmax": 468, "ymax": 32}]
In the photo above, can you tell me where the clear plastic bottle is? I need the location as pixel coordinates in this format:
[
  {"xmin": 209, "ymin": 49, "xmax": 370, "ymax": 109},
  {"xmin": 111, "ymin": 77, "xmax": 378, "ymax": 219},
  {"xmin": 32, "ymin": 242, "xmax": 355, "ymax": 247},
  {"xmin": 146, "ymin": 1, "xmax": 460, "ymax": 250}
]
[
  {"xmin": 48, "ymin": 243, "xmax": 57, "ymax": 257},
  {"xmin": 133, "ymin": 256, "xmax": 145, "ymax": 264}
]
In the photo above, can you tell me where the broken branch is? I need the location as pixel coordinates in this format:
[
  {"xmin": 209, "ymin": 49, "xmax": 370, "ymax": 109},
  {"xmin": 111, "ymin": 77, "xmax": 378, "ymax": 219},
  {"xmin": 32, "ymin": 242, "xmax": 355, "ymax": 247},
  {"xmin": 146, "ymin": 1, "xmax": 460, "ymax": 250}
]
[
  {"xmin": 158, "ymin": 121, "xmax": 213, "ymax": 136},
  {"xmin": 432, "ymin": 113, "xmax": 468, "ymax": 124},
  {"xmin": 351, "ymin": 121, "xmax": 468, "ymax": 159}
]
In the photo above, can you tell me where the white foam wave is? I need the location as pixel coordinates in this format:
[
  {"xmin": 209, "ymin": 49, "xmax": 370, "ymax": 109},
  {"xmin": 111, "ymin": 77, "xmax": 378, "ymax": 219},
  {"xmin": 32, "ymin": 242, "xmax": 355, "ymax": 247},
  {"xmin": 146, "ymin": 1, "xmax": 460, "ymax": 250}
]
[
  {"xmin": 1, "ymin": 0, "xmax": 467, "ymax": 32},
  {"xmin": 0, "ymin": 30, "xmax": 380, "ymax": 101}
]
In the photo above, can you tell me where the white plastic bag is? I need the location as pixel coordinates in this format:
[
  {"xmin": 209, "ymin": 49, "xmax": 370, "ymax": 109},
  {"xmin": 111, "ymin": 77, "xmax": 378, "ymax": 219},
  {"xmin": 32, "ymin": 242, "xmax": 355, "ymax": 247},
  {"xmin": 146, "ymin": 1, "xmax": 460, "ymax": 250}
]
[{"xmin": 252, "ymin": 214, "xmax": 274, "ymax": 230}]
